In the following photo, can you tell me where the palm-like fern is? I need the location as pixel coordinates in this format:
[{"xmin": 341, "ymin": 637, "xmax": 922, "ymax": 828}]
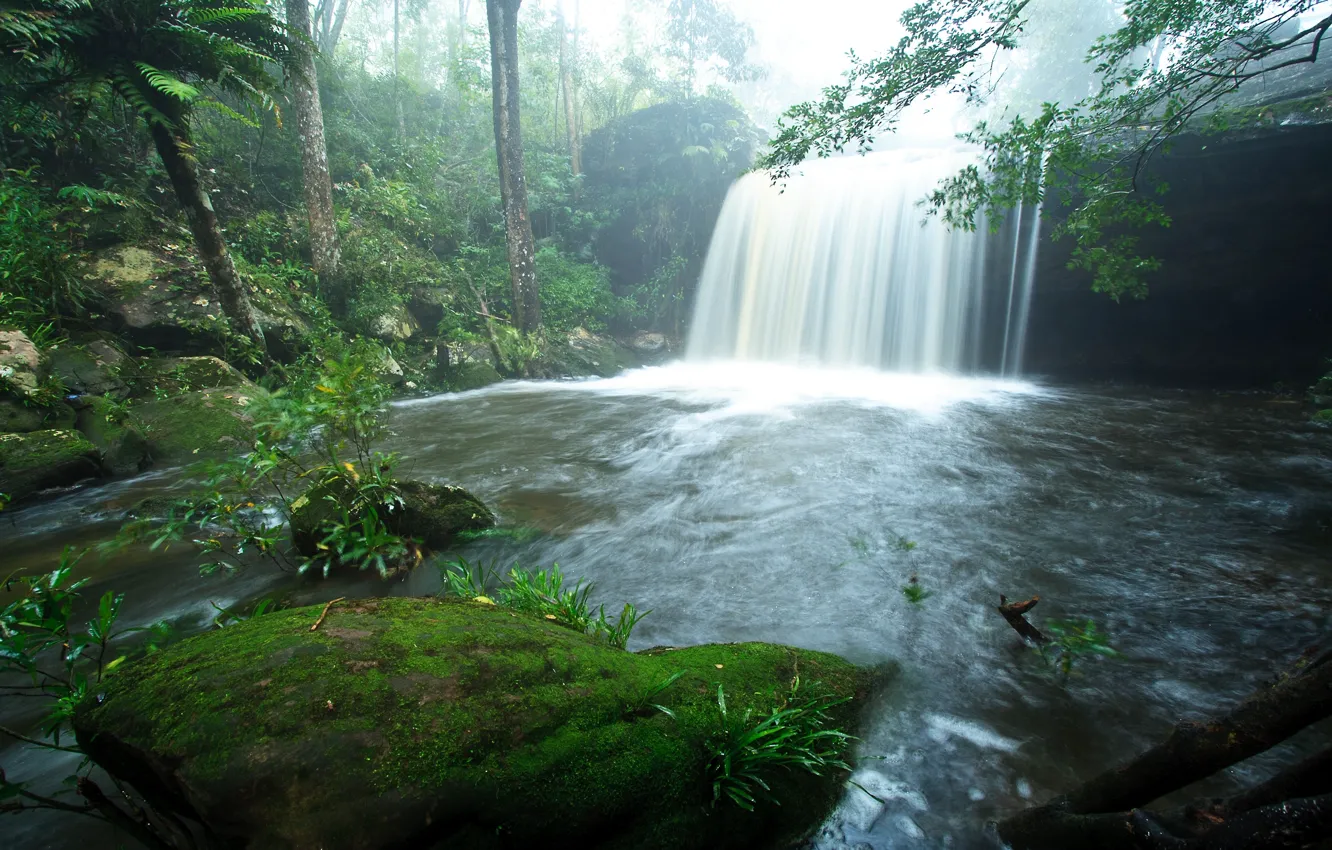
[
  {"xmin": 0, "ymin": 0, "xmax": 296, "ymax": 131},
  {"xmin": 1, "ymin": 0, "xmax": 303, "ymax": 357}
]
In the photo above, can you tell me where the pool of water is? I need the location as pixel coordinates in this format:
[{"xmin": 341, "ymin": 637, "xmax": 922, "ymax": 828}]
[{"xmin": 4, "ymin": 362, "xmax": 1330, "ymax": 848}]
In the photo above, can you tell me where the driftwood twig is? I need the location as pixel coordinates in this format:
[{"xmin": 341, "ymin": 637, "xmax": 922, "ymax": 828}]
[
  {"xmin": 311, "ymin": 597, "xmax": 345, "ymax": 632},
  {"xmin": 998, "ymin": 594, "xmax": 1048, "ymax": 644}
]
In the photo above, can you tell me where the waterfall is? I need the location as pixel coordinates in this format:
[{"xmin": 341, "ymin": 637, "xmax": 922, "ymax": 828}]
[{"xmin": 686, "ymin": 148, "xmax": 1036, "ymax": 375}]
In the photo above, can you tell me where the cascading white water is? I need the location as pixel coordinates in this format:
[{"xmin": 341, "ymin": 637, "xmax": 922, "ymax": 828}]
[
  {"xmin": 686, "ymin": 148, "xmax": 1041, "ymax": 375},
  {"xmin": 687, "ymin": 149, "xmax": 990, "ymax": 372}
]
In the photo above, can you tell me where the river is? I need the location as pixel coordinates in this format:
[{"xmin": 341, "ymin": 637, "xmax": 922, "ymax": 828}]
[{"xmin": 4, "ymin": 362, "xmax": 1331, "ymax": 848}]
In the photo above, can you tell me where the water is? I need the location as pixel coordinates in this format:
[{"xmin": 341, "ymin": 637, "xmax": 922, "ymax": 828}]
[
  {"xmin": 688, "ymin": 150, "xmax": 1016, "ymax": 373},
  {"xmin": 4, "ymin": 364, "xmax": 1330, "ymax": 848}
]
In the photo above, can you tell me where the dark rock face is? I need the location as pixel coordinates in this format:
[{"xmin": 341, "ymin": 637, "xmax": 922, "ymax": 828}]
[
  {"xmin": 1016, "ymin": 123, "xmax": 1332, "ymax": 388},
  {"xmin": 74, "ymin": 597, "xmax": 876, "ymax": 850}
]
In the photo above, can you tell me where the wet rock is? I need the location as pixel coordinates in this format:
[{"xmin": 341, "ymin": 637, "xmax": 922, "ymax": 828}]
[
  {"xmin": 289, "ymin": 478, "xmax": 495, "ymax": 556},
  {"xmin": 47, "ymin": 339, "xmax": 129, "ymax": 398},
  {"xmin": 374, "ymin": 351, "xmax": 406, "ymax": 387},
  {"xmin": 75, "ymin": 597, "xmax": 876, "ymax": 850},
  {"xmin": 86, "ymin": 244, "xmax": 313, "ymax": 357},
  {"xmin": 74, "ymin": 396, "xmax": 151, "ymax": 475},
  {"xmin": 367, "ymin": 304, "xmax": 419, "ymax": 342},
  {"xmin": 0, "ymin": 398, "xmax": 76, "ymax": 433},
  {"xmin": 0, "ymin": 429, "xmax": 103, "ymax": 504},
  {"xmin": 132, "ymin": 385, "xmax": 265, "ymax": 462},
  {"xmin": 540, "ymin": 327, "xmax": 640, "ymax": 378},
  {"xmin": 406, "ymin": 286, "xmax": 452, "ymax": 331},
  {"xmin": 630, "ymin": 331, "xmax": 668, "ymax": 355},
  {"xmin": 437, "ymin": 340, "xmax": 504, "ymax": 391},
  {"xmin": 127, "ymin": 355, "xmax": 250, "ymax": 399},
  {"xmin": 0, "ymin": 329, "xmax": 45, "ymax": 398}
]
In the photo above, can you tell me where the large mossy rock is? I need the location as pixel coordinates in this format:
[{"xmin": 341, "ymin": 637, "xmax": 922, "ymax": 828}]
[
  {"xmin": 0, "ymin": 328, "xmax": 46, "ymax": 399},
  {"xmin": 0, "ymin": 429, "xmax": 103, "ymax": 503},
  {"xmin": 0, "ymin": 397, "xmax": 76, "ymax": 433},
  {"xmin": 75, "ymin": 597, "xmax": 878, "ymax": 850},
  {"xmin": 132, "ymin": 385, "xmax": 265, "ymax": 461},
  {"xmin": 74, "ymin": 396, "xmax": 151, "ymax": 475},
  {"xmin": 290, "ymin": 479, "xmax": 496, "ymax": 556},
  {"xmin": 86, "ymin": 244, "xmax": 313, "ymax": 358},
  {"xmin": 46, "ymin": 338, "xmax": 130, "ymax": 398},
  {"xmin": 540, "ymin": 328, "xmax": 641, "ymax": 379}
]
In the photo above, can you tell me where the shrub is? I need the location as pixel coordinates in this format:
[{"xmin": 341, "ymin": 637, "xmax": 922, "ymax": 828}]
[{"xmin": 534, "ymin": 247, "xmax": 619, "ymax": 333}]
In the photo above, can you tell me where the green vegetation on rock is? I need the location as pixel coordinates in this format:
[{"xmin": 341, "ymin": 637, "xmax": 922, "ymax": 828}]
[
  {"xmin": 0, "ymin": 428, "xmax": 102, "ymax": 504},
  {"xmin": 74, "ymin": 597, "xmax": 878, "ymax": 850}
]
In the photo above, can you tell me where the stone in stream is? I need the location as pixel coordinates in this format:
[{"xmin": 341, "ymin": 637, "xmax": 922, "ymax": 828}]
[
  {"xmin": 0, "ymin": 428, "xmax": 104, "ymax": 503},
  {"xmin": 289, "ymin": 478, "xmax": 496, "ymax": 556},
  {"xmin": 74, "ymin": 597, "xmax": 881, "ymax": 850},
  {"xmin": 131, "ymin": 385, "xmax": 266, "ymax": 462}
]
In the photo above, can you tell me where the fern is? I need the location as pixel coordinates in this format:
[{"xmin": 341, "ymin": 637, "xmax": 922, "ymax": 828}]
[
  {"xmin": 135, "ymin": 62, "xmax": 200, "ymax": 102},
  {"xmin": 193, "ymin": 98, "xmax": 258, "ymax": 128},
  {"xmin": 182, "ymin": 6, "xmax": 263, "ymax": 28}
]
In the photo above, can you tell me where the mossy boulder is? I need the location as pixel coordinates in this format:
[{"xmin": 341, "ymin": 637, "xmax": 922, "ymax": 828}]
[
  {"xmin": 86, "ymin": 244, "xmax": 314, "ymax": 358},
  {"xmin": 74, "ymin": 396, "xmax": 151, "ymax": 475},
  {"xmin": 128, "ymin": 355, "xmax": 250, "ymax": 399},
  {"xmin": 0, "ymin": 328, "xmax": 46, "ymax": 399},
  {"xmin": 540, "ymin": 328, "xmax": 641, "ymax": 379},
  {"xmin": 0, "ymin": 397, "xmax": 76, "ymax": 433},
  {"xmin": 132, "ymin": 385, "xmax": 265, "ymax": 462},
  {"xmin": 289, "ymin": 478, "xmax": 496, "ymax": 556},
  {"xmin": 74, "ymin": 597, "xmax": 880, "ymax": 850},
  {"xmin": 437, "ymin": 340, "xmax": 505, "ymax": 391},
  {"xmin": 0, "ymin": 429, "xmax": 103, "ymax": 503},
  {"xmin": 47, "ymin": 339, "xmax": 130, "ymax": 398}
]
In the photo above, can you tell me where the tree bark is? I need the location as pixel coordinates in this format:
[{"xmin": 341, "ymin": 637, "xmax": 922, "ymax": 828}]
[
  {"xmin": 486, "ymin": 0, "xmax": 540, "ymax": 333},
  {"xmin": 558, "ymin": 2, "xmax": 581, "ymax": 177},
  {"xmin": 148, "ymin": 121, "xmax": 268, "ymax": 358},
  {"xmin": 285, "ymin": 0, "xmax": 340, "ymax": 283},
  {"xmin": 998, "ymin": 645, "xmax": 1332, "ymax": 850}
]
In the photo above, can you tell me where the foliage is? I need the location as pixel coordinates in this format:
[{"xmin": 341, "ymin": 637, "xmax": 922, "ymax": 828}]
[
  {"xmin": 765, "ymin": 0, "xmax": 1332, "ymax": 300},
  {"xmin": 0, "ymin": 548, "xmax": 174, "ymax": 830},
  {"xmin": 1038, "ymin": 617, "xmax": 1118, "ymax": 677},
  {"xmin": 707, "ymin": 680, "xmax": 855, "ymax": 811},
  {"xmin": 112, "ymin": 342, "xmax": 417, "ymax": 578},
  {"xmin": 663, "ymin": 0, "xmax": 763, "ymax": 94},
  {"xmin": 581, "ymin": 97, "xmax": 761, "ymax": 330},
  {"xmin": 901, "ymin": 575, "xmax": 933, "ymax": 605},
  {"xmin": 0, "ymin": 0, "xmax": 297, "ymax": 135},
  {"xmin": 533, "ymin": 247, "xmax": 620, "ymax": 333},
  {"xmin": 437, "ymin": 558, "xmax": 648, "ymax": 649}
]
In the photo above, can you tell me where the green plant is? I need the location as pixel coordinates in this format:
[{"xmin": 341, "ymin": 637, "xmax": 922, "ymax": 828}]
[
  {"xmin": 209, "ymin": 596, "xmax": 281, "ymax": 629},
  {"xmin": 438, "ymin": 556, "xmax": 500, "ymax": 600},
  {"xmin": 534, "ymin": 247, "xmax": 618, "ymax": 333},
  {"xmin": 707, "ymin": 681, "xmax": 855, "ymax": 811},
  {"xmin": 1038, "ymin": 618, "xmax": 1119, "ymax": 678},
  {"xmin": 901, "ymin": 575, "xmax": 932, "ymax": 605},
  {"xmin": 0, "ymin": 549, "xmax": 177, "ymax": 840},
  {"xmin": 111, "ymin": 343, "xmax": 416, "ymax": 578},
  {"xmin": 625, "ymin": 670, "xmax": 688, "ymax": 719},
  {"xmin": 438, "ymin": 560, "xmax": 648, "ymax": 648}
]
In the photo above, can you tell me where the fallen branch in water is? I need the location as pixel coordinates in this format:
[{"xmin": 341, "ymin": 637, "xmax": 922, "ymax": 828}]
[
  {"xmin": 998, "ymin": 639, "xmax": 1332, "ymax": 849},
  {"xmin": 997, "ymin": 594, "xmax": 1048, "ymax": 644},
  {"xmin": 310, "ymin": 597, "xmax": 345, "ymax": 632}
]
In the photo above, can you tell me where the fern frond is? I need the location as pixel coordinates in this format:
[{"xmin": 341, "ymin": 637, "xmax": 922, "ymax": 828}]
[
  {"xmin": 182, "ymin": 7, "xmax": 263, "ymax": 28},
  {"xmin": 193, "ymin": 97, "xmax": 258, "ymax": 128},
  {"xmin": 135, "ymin": 62, "xmax": 200, "ymax": 102}
]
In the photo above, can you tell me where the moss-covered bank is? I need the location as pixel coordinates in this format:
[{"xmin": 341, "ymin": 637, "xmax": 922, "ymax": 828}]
[{"xmin": 75, "ymin": 597, "xmax": 884, "ymax": 850}]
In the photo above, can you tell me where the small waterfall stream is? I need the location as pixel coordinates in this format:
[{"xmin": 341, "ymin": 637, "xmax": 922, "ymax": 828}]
[{"xmin": 687, "ymin": 148, "xmax": 1043, "ymax": 375}]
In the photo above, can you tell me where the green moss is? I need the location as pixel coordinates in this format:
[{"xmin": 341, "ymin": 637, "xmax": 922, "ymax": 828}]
[
  {"xmin": 75, "ymin": 597, "xmax": 880, "ymax": 850},
  {"xmin": 0, "ymin": 428, "xmax": 102, "ymax": 502},
  {"xmin": 132, "ymin": 386, "xmax": 265, "ymax": 461},
  {"xmin": 0, "ymin": 397, "xmax": 76, "ymax": 433},
  {"xmin": 74, "ymin": 396, "xmax": 150, "ymax": 475},
  {"xmin": 446, "ymin": 359, "xmax": 505, "ymax": 392}
]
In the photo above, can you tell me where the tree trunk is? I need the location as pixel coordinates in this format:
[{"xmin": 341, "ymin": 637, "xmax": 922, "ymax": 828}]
[
  {"xmin": 558, "ymin": 2, "xmax": 581, "ymax": 177},
  {"xmin": 148, "ymin": 121, "xmax": 268, "ymax": 358},
  {"xmin": 393, "ymin": 0, "xmax": 406, "ymax": 139},
  {"xmin": 322, "ymin": 0, "xmax": 352, "ymax": 55},
  {"xmin": 486, "ymin": 0, "xmax": 540, "ymax": 333},
  {"xmin": 285, "ymin": 0, "xmax": 340, "ymax": 283}
]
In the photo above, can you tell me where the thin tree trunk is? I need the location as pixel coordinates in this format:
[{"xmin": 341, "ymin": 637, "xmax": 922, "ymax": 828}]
[
  {"xmin": 148, "ymin": 121, "xmax": 268, "ymax": 358},
  {"xmin": 286, "ymin": 0, "xmax": 340, "ymax": 283},
  {"xmin": 326, "ymin": 0, "xmax": 352, "ymax": 55},
  {"xmin": 394, "ymin": 0, "xmax": 406, "ymax": 139},
  {"xmin": 558, "ymin": 2, "xmax": 580, "ymax": 177},
  {"xmin": 486, "ymin": 0, "xmax": 540, "ymax": 333}
]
